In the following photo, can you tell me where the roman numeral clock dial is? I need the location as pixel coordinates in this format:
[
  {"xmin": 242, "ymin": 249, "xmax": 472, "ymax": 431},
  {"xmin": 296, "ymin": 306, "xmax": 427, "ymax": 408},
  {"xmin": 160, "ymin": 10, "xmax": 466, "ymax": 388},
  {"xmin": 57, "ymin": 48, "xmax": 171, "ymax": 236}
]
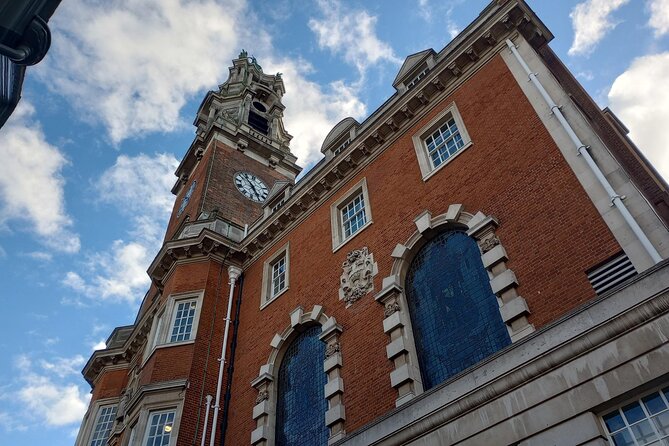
[{"xmin": 234, "ymin": 172, "xmax": 269, "ymax": 203}]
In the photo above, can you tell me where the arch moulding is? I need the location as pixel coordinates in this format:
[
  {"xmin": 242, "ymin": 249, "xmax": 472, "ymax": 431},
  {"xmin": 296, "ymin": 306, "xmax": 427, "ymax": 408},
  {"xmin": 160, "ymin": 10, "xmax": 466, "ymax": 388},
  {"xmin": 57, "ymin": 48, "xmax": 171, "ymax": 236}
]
[
  {"xmin": 374, "ymin": 204, "xmax": 535, "ymax": 406},
  {"xmin": 250, "ymin": 305, "xmax": 346, "ymax": 445}
]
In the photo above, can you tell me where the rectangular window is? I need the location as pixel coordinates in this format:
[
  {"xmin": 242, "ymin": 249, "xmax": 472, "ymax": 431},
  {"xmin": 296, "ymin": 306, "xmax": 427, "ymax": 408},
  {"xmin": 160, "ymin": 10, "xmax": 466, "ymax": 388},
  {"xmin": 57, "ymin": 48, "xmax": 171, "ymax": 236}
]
[
  {"xmin": 425, "ymin": 117, "xmax": 465, "ymax": 168},
  {"xmin": 261, "ymin": 243, "xmax": 290, "ymax": 308},
  {"xmin": 145, "ymin": 292, "xmax": 203, "ymax": 357},
  {"xmin": 89, "ymin": 405, "xmax": 117, "ymax": 446},
  {"xmin": 169, "ymin": 299, "xmax": 197, "ymax": 343},
  {"xmin": 602, "ymin": 386, "xmax": 669, "ymax": 445},
  {"xmin": 341, "ymin": 192, "xmax": 367, "ymax": 239},
  {"xmin": 406, "ymin": 67, "xmax": 429, "ymax": 90},
  {"xmin": 143, "ymin": 409, "xmax": 176, "ymax": 446},
  {"xmin": 271, "ymin": 255, "xmax": 287, "ymax": 297},
  {"xmin": 330, "ymin": 177, "xmax": 373, "ymax": 251},
  {"xmin": 272, "ymin": 198, "xmax": 286, "ymax": 213},
  {"xmin": 412, "ymin": 102, "xmax": 472, "ymax": 180}
]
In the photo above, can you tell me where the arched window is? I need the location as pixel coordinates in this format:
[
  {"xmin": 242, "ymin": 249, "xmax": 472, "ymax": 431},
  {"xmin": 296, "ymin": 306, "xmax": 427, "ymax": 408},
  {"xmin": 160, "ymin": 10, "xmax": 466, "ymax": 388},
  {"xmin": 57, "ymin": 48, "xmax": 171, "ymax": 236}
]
[
  {"xmin": 406, "ymin": 230, "xmax": 511, "ymax": 390},
  {"xmin": 275, "ymin": 325, "xmax": 328, "ymax": 446}
]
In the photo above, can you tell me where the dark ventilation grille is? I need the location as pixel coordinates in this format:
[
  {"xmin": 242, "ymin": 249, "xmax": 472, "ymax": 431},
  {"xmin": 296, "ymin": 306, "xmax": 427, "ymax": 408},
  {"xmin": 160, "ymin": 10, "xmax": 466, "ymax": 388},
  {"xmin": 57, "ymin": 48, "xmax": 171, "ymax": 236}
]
[
  {"xmin": 248, "ymin": 110, "xmax": 269, "ymax": 135},
  {"xmin": 587, "ymin": 252, "xmax": 636, "ymax": 295}
]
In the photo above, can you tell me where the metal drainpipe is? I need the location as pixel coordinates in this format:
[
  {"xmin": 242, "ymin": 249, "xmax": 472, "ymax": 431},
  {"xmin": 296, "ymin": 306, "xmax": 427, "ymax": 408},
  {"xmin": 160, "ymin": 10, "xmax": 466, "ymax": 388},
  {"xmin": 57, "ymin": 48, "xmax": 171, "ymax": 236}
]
[
  {"xmin": 220, "ymin": 273, "xmax": 244, "ymax": 446},
  {"xmin": 200, "ymin": 395, "xmax": 213, "ymax": 446},
  {"xmin": 505, "ymin": 39, "xmax": 662, "ymax": 264},
  {"xmin": 209, "ymin": 265, "xmax": 243, "ymax": 446}
]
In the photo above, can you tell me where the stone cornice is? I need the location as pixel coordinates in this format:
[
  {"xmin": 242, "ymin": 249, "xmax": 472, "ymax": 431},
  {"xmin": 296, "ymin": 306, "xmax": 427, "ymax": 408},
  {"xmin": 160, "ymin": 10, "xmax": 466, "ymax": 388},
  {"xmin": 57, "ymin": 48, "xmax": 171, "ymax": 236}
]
[
  {"xmin": 238, "ymin": 1, "xmax": 549, "ymax": 265},
  {"xmin": 146, "ymin": 228, "xmax": 242, "ymax": 289}
]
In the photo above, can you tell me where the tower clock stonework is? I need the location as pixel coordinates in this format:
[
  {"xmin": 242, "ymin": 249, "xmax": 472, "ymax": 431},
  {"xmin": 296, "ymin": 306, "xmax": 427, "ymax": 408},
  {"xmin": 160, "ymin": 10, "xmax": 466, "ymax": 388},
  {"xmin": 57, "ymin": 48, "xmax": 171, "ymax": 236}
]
[{"xmin": 166, "ymin": 52, "xmax": 301, "ymax": 239}]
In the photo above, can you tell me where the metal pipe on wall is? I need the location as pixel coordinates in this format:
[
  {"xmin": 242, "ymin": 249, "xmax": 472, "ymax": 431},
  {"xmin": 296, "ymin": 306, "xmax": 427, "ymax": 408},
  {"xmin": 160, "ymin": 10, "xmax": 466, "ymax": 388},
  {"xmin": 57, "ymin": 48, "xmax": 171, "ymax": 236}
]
[
  {"xmin": 505, "ymin": 38, "xmax": 662, "ymax": 264},
  {"xmin": 200, "ymin": 394, "xmax": 213, "ymax": 446},
  {"xmin": 209, "ymin": 265, "xmax": 242, "ymax": 446}
]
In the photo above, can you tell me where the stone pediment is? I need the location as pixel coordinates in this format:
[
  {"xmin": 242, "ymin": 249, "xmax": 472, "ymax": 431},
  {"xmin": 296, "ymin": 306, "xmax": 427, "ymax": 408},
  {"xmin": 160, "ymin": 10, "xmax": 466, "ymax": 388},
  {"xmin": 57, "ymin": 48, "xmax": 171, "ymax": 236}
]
[
  {"xmin": 321, "ymin": 117, "xmax": 361, "ymax": 154},
  {"xmin": 392, "ymin": 49, "xmax": 436, "ymax": 88}
]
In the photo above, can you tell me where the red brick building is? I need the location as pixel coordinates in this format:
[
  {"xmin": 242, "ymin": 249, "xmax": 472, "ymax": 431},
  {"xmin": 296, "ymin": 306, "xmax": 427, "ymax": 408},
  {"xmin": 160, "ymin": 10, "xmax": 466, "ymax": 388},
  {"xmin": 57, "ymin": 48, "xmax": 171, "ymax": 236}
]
[{"xmin": 77, "ymin": 1, "xmax": 669, "ymax": 446}]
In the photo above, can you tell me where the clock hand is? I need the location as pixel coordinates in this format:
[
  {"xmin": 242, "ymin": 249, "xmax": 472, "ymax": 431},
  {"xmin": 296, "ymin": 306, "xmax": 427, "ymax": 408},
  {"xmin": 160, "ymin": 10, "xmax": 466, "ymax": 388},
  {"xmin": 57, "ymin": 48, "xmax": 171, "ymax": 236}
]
[{"xmin": 248, "ymin": 181, "xmax": 259, "ymax": 196}]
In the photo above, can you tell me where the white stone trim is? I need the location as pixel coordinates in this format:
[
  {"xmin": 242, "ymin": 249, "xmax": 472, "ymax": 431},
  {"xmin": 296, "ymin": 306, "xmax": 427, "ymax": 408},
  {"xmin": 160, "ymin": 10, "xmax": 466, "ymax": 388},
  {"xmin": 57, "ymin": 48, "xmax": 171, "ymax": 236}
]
[
  {"xmin": 330, "ymin": 177, "xmax": 373, "ymax": 252},
  {"xmin": 250, "ymin": 306, "xmax": 346, "ymax": 445},
  {"xmin": 411, "ymin": 101, "xmax": 473, "ymax": 181},
  {"xmin": 143, "ymin": 290, "xmax": 205, "ymax": 363},
  {"xmin": 120, "ymin": 384, "xmax": 186, "ymax": 446},
  {"xmin": 75, "ymin": 397, "xmax": 120, "ymax": 446},
  {"xmin": 376, "ymin": 205, "xmax": 535, "ymax": 405},
  {"xmin": 260, "ymin": 242, "xmax": 290, "ymax": 309},
  {"xmin": 500, "ymin": 34, "xmax": 669, "ymax": 271}
]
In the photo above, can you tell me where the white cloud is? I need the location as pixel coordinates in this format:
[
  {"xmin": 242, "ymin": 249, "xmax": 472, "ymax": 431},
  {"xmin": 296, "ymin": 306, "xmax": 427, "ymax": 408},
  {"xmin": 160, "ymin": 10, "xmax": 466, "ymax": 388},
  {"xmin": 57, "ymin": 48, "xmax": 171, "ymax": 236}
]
[
  {"xmin": 97, "ymin": 153, "xmax": 179, "ymax": 216},
  {"xmin": 63, "ymin": 153, "xmax": 178, "ymax": 303},
  {"xmin": 17, "ymin": 376, "xmax": 90, "ymax": 426},
  {"xmin": 308, "ymin": 0, "xmax": 401, "ymax": 75},
  {"xmin": 263, "ymin": 59, "xmax": 367, "ymax": 166},
  {"xmin": 39, "ymin": 355, "xmax": 86, "ymax": 378},
  {"xmin": 8, "ymin": 354, "xmax": 90, "ymax": 428},
  {"xmin": 648, "ymin": 0, "xmax": 669, "ymax": 36},
  {"xmin": 0, "ymin": 102, "xmax": 80, "ymax": 253},
  {"xmin": 608, "ymin": 52, "xmax": 669, "ymax": 181},
  {"xmin": 41, "ymin": 0, "xmax": 245, "ymax": 143},
  {"xmin": 92, "ymin": 340, "xmax": 107, "ymax": 351},
  {"xmin": 417, "ymin": 0, "xmax": 459, "ymax": 38},
  {"xmin": 568, "ymin": 0, "xmax": 630, "ymax": 56},
  {"xmin": 25, "ymin": 251, "xmax": 53, "ymax": 261}
]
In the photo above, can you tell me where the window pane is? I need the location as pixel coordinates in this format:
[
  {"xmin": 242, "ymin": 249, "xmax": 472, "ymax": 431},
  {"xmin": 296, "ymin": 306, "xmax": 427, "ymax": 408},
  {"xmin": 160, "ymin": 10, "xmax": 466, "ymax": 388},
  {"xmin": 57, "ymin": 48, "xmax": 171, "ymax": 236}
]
[
  {"xmin": 170, "ymin": 300, "xmax": 197, "ymax": 343},
  {"xmin": 405, "ymin": 230, "xmax": 511, "ymax": 390},
  {"xmin": 631, "ymin": 419, "xmax": 658, "ymax": 444},
  {"xmin": 644, "ymin": 393, "xmax": 668, "ymax": 415},
  {"xmin": 145, "ymin": 410, "xmax": 175, "ymax": 446},
  {"xmin": 653, "ymin": 411, "xmax": 669, "ymax": 436},
  {"xmin": 341, "ymin": 192, "xmax": 366, "ymax": 240},
  {"xmin": 275, "ymin": 326, "xmax": 328, "ymax": 446},
  {"xmin": 604, "ymin": 410, "xmax": 627, "ymax": 433},
  {"xmin": 623, "ymin": 402, "xmax": 647, "ymax": 424},
  {"xmin": 612, "ymin": 430, "xmax": 636, "ymax": 446},
  {"xmin": 89, "ymin": 405, "xmax": 118, "ymax": 446},
  {"xmin": 424, "ymin": 117, "xmax": 464, "ymax": 169}
]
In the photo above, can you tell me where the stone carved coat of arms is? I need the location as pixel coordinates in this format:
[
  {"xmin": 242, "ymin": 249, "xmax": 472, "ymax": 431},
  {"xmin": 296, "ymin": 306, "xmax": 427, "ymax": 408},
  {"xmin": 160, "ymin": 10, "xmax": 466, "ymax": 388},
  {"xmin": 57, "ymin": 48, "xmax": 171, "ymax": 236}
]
[{"xmin": 339, "ymin": 247, "xmax": 377, "ymax": 306}]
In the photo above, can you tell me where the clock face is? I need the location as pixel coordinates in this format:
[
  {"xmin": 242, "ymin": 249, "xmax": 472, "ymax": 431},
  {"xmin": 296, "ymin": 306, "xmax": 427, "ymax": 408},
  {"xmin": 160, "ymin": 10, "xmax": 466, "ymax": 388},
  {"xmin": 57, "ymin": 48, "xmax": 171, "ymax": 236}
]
[
  {"xmin": 234, "ymin": 172, "xmax": 269, "ymax": 202},
  {"xmin": 177, "ymin": 180, "xmax": 197, "ymax": 217}
]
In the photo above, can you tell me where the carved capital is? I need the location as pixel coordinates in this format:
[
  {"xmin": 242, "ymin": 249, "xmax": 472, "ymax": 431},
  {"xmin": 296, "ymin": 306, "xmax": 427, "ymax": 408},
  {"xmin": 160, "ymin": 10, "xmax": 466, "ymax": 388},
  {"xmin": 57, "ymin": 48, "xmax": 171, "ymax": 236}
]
[{"xmin": 479, "ymin": 235, "xmax": 500, "ymax": 253}]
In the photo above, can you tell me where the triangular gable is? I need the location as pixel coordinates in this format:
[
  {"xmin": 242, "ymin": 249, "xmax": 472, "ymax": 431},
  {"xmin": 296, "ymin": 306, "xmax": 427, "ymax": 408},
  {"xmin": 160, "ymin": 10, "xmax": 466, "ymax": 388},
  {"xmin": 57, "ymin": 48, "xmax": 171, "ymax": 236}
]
[{"xmin": 392, "ymin": 49, "xmax": 436, "ymax": 88}]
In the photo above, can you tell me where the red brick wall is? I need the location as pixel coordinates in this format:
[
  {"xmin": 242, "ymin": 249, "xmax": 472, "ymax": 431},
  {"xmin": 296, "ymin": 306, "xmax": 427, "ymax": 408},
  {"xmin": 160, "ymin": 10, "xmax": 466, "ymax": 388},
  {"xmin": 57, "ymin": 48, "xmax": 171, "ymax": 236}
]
[
  {"xmin": 201, "ymin": 141, "xmax": 288, "ymax": 228},
  {"xmin": 165, "ymin": 140, "xmax": 291, "ymax": 240},
  {"xmin": 221, "ymin": 53, "xmax": 621, "ymax": 443},
  {"xmin": 91, "ymin": 368, "xmax": 128, "ymax": 402}
]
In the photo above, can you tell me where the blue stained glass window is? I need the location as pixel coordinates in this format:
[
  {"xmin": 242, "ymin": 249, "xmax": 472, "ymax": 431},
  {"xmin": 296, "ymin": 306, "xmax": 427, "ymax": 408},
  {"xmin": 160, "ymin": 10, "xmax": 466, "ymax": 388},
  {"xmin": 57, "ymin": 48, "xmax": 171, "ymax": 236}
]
[
  {"xmin": 275, "ymin": 325, "xmax": 328, "ymax": 446},
  {"xmin": 405, "ymin": 230, "xmax": 511, "ymax": 390}
]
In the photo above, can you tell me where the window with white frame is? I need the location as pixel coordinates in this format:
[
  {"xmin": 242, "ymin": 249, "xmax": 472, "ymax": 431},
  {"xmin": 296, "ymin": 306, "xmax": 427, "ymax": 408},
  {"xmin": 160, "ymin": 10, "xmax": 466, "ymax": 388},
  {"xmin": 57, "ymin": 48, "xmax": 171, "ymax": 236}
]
[
  {"xmin": 88, "ymin": 404, "xmax": 117, "ymax": 446},
  {"xmin": 169, "ymin": 299, "xmax": 197, "ymax": 343},
  {"xmin": 601, "ymin": 386, "xmax": 669, "ymax": 445},
  {"xmin": 147, "ymin": 292, "xmax": 203, "ymax": 355},
  {"xmin": 142, "ymin": 409, "xmax": 176, "ymax": 446},
  {"xmin": 271, "ymin": 198, "xmax": 286, "ymax": 213},
  {"xmin": 271, "ymin": 255, "xmax": 287, "ymax": 297},
  {"xmin": 330, "ymin": 177, "xmax": 373, "ymax": 250},
  {"xmin": 261, "ymin": 243, "xmax": 290, "ymax": 307},
  {"xmin": 412, "ymin": 102, "xmax": 472, "ymax": 180},
  {"xmin": 406, "ymin": 67, "xmax": 429, "ymax": 90},
  {"xmin": 341, "ymin": 192, "xmax": 367, "ymax": 239}
]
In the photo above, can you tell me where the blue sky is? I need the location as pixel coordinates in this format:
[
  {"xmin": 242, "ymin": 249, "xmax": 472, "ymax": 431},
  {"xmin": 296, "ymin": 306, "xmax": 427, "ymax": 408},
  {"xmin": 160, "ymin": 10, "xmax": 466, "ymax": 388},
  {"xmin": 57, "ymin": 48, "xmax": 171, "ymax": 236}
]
[{"xmin": 0, "ymin": 0, "xmax": 667, "ymax": 444}]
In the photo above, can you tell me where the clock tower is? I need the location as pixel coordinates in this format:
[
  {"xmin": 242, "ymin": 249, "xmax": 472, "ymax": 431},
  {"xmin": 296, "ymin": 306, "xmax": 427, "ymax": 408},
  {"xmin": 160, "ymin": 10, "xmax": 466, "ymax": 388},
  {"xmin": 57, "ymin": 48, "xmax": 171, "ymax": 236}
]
[{"xmin": 165, "ymin": 51, "xmax": 301, "ymax": 240}]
